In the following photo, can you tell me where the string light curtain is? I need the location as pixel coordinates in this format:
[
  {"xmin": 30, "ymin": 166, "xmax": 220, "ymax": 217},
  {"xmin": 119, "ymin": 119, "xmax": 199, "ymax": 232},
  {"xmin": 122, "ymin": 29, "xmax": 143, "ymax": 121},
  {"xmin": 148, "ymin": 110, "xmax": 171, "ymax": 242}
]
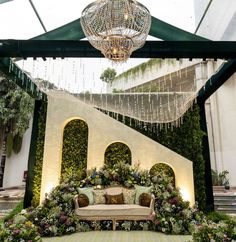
[{"xmin": 18, "ymin": 58, "xmax": 203, "ymax": 127}]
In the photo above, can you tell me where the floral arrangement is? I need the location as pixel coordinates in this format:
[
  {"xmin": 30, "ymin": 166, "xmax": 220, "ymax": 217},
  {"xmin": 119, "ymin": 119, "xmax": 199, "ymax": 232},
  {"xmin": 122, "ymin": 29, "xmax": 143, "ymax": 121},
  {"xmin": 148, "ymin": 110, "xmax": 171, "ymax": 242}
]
[
  {"xmin": 25, "ymin": 180, "xmax": 80, "ymax": 237},
  {"xmin": 81, "ymin": 161, "xmax": 152, "ymax": 188},
  {"xmin": 0, "ymin": 214, "xmax": 41, "ymax": 242},
  {"xmin": 151, "ymin": 171, "xmax": 204, "ymax": 235},
  {"xmin": 192, "ymin": 219, "xmax": 236, "ymax": 241},
  {"xmin": 1, "ymin": 161, "xmax": 235, "ymax": 241}
]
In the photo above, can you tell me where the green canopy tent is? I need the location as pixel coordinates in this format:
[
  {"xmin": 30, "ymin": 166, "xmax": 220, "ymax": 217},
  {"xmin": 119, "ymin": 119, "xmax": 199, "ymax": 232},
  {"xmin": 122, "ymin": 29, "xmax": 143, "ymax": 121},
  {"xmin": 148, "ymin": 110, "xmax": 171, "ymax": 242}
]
[{"xmin": 1, "ymin": 15, "xmax": 236, "ymax": 209}]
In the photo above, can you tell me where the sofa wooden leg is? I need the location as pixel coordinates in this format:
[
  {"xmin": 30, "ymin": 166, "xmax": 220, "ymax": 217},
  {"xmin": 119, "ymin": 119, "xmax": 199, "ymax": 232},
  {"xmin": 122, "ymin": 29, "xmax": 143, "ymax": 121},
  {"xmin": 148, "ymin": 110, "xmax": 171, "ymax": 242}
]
[{"xmin": 112, "ymin": 219, "xmax": 116, "ymax": 231}]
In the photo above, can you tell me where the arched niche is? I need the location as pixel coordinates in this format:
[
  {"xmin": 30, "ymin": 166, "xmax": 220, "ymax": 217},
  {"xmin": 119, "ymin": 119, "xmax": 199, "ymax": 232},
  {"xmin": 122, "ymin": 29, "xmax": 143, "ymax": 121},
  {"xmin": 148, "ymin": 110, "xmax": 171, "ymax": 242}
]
[
  {"xmin": 104, "ymin": 142, "xmax": 131, "ymax": 166},
  {"xmin": 61, "ymin": 119, "xmax": 88, "ymax": 176},
  {"xmin": 150, "ymin": 163, "xmax": 175, "ymax": 186}
]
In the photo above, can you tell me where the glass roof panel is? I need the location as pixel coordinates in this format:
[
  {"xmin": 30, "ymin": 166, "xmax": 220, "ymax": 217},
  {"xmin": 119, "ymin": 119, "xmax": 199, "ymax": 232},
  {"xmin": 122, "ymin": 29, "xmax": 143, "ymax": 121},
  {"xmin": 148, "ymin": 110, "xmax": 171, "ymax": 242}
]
[
  {"xmin": 0, "ymin": 0, "xmax": 44, "ymax": 39},
  {"xmin": 0, "ymin": 0, "xmax": 195, "ymax": 39},
  {"xmin": 31, "ymin": 0, "xmax": 94, "ymax": 32}
]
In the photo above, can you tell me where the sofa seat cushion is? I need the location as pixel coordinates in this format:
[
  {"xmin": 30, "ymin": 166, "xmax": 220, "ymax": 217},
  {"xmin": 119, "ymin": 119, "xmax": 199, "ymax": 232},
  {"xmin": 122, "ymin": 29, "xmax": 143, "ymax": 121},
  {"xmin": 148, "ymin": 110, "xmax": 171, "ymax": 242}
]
[{"xmin": 75, "ymin": 204, "xmax": 151, "ymax": 217}]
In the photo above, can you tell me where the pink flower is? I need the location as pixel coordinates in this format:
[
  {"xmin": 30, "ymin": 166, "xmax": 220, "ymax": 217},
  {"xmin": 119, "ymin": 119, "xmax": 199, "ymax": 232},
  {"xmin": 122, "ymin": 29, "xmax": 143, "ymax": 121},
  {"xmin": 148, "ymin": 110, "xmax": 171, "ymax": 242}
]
[
  {"xmin": 155, "ymin": 220, "xmax": 161, "ymax": 225},
  {"xmin": 168, "ymin": 197, "xmax": 179, "ymax": 205}
]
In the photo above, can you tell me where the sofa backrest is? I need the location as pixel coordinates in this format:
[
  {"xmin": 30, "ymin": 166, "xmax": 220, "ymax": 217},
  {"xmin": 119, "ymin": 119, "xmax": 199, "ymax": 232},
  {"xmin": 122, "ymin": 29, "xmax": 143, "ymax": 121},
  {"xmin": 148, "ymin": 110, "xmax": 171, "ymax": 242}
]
[{"xmin": 105, "ymin": 186, "xmax": 123, "ymax": 195}]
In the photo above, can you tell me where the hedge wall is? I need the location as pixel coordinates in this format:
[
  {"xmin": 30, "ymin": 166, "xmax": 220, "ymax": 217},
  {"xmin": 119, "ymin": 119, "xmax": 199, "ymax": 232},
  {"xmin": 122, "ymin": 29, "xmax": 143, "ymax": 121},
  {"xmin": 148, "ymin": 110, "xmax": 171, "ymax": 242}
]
[
  {"xmin": 31, "ymin": 102, "xmax": 47, "ymax": 207},
  {"xmin": 155, "ymin": 105, "xmax": 206, "ymax": 210},
  {"xmin": 61, "ymin": 119, "xmax": 88, "ymax": 176},
  {"xmin": 31, "ymin": 118, "xmax": 88, "ymax": 206},
  {"xmin": 103, "ymin": 104, "xmax": 206, "ymax": 211},
  {"xmin": 105, "ymin": 142, "xmax": 132, "ymax": 166}
]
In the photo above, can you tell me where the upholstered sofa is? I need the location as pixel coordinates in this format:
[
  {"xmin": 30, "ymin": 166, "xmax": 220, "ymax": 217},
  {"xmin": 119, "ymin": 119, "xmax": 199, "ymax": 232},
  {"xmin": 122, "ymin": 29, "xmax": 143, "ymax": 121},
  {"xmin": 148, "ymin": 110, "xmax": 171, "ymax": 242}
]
[{"xmin": 73, "ymin": 186, "xmax": 155, "ymax": 231}]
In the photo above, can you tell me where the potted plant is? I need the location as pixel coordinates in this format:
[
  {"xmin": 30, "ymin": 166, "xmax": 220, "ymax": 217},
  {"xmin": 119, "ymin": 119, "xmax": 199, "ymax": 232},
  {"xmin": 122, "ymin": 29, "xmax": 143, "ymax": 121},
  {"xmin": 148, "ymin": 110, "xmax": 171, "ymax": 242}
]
[{"xmin": 211, "ymin": 169, "xmax": 230, "ymax": 190}]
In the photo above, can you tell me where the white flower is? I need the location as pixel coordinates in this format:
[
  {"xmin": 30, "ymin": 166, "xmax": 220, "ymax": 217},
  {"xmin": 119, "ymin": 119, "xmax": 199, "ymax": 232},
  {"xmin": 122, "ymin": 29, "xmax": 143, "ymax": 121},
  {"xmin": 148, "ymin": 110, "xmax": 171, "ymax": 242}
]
[{"xmin": 20, "ymin": 209, "xmax": 27, "ymax": 214}]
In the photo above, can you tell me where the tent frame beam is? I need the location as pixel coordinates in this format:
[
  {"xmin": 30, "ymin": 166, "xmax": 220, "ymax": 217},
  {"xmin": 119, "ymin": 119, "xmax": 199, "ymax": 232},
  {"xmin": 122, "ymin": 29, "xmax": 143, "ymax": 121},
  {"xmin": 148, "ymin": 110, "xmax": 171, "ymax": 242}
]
[{"xmin": 1, "ymin": 40, "xmax": 236, "ymax": 59}]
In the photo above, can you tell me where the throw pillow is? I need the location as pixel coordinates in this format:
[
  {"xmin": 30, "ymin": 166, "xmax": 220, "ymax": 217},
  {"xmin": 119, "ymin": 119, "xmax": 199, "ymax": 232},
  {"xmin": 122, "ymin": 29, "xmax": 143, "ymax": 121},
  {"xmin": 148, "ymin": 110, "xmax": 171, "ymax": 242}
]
[
  {"xmin": 105, "ymin": 193, "xmax": 124, "ymax": 204},
  {"xmin": 139, "ymin": 192, "xmax": 151, "ymax": 207},
  {"xmin": 93, "ymin": 189, "xmax": 106, "ymax": 204},
  {"xmin": 134, "ymin": 185, "xmax": 152, "ymax": 204},
  {"xmin": 78, "ymin": 187, "xmax": 94, "ymax": 205},
  {"xmin": 122, "ymin": 188, "xmax": 136, "ymax": 204},
  {"xmin": 77, "ymin": 194, "xmax": 89, "ymax": 207}
]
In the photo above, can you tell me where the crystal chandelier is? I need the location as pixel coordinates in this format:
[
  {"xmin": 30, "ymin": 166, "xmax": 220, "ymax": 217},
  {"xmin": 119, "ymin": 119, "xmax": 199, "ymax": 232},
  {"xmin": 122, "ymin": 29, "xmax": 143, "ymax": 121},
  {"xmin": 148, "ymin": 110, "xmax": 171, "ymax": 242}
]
[{"xmin": 80, "ymin": 0, "xmax": 151, "ymax": 62}]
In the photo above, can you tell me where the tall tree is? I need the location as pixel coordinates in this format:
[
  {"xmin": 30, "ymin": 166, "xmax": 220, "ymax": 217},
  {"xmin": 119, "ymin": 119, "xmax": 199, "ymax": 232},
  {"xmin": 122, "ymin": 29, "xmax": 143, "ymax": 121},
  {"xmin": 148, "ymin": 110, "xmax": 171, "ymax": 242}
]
[
  {"xmin": 100, "ymin": 68, "xmax": 117, "ymax": 83},
  {"xmin": 0, "ymin": 77, "xmax": 34, "ymax": 159}
]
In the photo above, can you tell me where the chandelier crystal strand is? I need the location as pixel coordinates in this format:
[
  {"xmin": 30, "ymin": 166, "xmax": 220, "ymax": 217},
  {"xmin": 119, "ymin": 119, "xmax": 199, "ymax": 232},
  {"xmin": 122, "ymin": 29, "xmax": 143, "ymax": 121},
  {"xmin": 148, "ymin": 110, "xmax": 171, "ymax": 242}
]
[{"xmin": 80, "ymin": 0, "xmax": 151, "ymax": 62}]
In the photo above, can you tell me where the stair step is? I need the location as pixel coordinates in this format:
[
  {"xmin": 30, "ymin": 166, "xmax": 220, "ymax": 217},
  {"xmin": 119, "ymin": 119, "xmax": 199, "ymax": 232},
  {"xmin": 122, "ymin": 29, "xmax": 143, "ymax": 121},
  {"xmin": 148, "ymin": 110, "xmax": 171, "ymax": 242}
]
[
  {"xmin": 215, "ymin": 208, "xmax": 236, "ymax": 214},
  {"xmin": 215, "ymin": 204, "xmax": 236, "ymax": 208},
  {"xmin": 0, "ymin": 201, "xmax": 19, "ymax": 210},
  {"xmin": 214, "ymin": 195, "xmax": 236, "ymax": 199},
  {"xmin": 214, "ymin": 201, "xmax": 236, "ymax": 206}
]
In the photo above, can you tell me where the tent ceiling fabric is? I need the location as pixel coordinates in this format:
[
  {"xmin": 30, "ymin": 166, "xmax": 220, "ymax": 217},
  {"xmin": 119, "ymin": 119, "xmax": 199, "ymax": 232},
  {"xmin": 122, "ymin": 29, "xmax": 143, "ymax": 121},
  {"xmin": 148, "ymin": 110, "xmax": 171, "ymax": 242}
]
[{"xmin": 33, "ymin": 16, "xmax": 206, "ymax": 41}]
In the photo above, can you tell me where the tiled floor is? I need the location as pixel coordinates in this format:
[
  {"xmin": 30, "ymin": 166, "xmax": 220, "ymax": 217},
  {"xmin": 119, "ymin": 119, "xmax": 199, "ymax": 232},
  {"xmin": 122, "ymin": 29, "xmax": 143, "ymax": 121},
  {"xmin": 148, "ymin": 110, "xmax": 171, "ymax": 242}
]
[{"xmin": 43, "ymin": 231, "xmax": 192, "ymax": 242}]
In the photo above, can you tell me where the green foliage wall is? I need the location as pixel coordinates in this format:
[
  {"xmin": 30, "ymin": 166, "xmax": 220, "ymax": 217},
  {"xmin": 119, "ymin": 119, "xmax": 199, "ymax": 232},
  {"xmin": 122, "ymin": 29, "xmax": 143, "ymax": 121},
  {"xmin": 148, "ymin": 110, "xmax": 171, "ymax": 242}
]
[
  {"xmin": 155, "ymin": 106, "xmax": 206, "ymax": 210},
  {"xmin": 31, "ymin": 103, "xmax": 47, "ymax": 207},
  {"xmin": 31, "ymin": 117, "xmax": 88, "ymax": 206},
  {"xmin": 103, "ymin": 104, "xmax": 206, "ymax": 211},
  {"xmin": 104, "ymin": 142, "xmax": 132, "ymax": 166},
  {"xmin": 61, "ymin": 119, "xmax": 88, "ymax": 176},
  {"xmin": 150, "ymin": 163, "xmax": 175, "ymax": 186}
]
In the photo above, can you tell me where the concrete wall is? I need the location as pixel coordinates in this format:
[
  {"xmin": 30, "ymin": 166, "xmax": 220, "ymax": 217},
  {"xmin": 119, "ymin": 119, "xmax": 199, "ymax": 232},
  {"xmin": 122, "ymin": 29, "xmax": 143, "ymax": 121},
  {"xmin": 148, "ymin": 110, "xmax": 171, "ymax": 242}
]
[
  {"xmin": 107, "ymin": 59, "xmax": 200, "ymax": 92},
  {"xmin": 40, "ymin": 91, "xmax": 195, "ymax": 205},
  {"xmin": 3, "ymin": 118, "xmax": 32, "ymax": 188},
  {"xmin": 194, "ymin": 0, "xmax": 236, "ymax": 186}
]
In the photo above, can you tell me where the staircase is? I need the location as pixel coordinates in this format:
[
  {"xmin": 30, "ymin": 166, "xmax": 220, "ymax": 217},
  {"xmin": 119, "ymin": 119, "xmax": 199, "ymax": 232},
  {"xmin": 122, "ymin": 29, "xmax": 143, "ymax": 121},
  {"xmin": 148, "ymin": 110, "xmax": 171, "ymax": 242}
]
[{"xmin": 213, "ymin": 186, "xmax": 236, "ymax": 214}]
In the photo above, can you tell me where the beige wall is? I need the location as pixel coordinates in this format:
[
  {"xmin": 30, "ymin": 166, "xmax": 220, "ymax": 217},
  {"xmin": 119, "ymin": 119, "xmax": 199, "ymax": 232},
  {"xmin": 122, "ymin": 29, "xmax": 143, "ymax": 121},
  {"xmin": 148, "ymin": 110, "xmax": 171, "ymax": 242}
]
[{"xmin": 40, "ymin": 91, "xmax": 195, "ymax": 205}]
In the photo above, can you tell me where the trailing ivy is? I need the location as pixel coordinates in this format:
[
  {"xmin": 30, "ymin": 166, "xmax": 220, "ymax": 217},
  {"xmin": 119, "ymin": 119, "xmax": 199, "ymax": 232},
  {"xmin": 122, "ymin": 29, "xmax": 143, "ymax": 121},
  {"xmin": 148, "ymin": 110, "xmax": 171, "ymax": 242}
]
[
  {"xmin": 31, "ymin": 102, "xmax": 47, "ymax": 207},
  {"xmin": 13, "ymin": 134, "xmax": 23, "ymax": 154},
  {"xmin": 114, "ymin": 58, "xmax": 176, "ymax": 82},
  {"xmin": 105, "ymin": 142, "xmax": 132, "ymax": 166},
  {"xmin": 61, "ymin": 119, "xmax": 88, "ymax": 176}
]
